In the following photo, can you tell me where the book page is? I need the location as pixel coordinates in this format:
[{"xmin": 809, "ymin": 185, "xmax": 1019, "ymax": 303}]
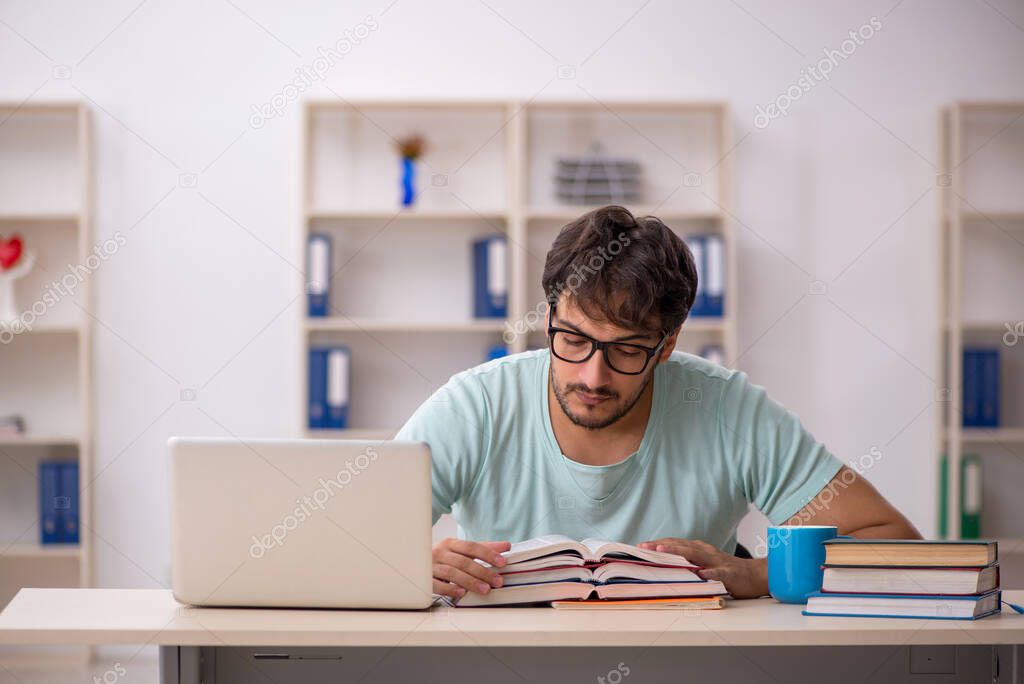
[{"xmin": 580, "ymin": 538, "xmax": 695, "ymax": 566}]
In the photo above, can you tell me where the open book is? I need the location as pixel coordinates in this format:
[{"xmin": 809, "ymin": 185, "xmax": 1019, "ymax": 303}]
[{"xmin": 454, "ymin": 535, "xmax": 728, "ymax": 607}]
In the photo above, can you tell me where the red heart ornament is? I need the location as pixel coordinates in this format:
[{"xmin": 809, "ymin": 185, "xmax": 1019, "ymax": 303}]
[{"xmin": 0, "ymin": 235, "xmax": 23, "ymax": 270}]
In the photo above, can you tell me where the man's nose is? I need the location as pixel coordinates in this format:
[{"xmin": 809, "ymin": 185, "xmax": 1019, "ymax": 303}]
[{"xmin": 578, "ymin": 348, "xmax": 614, "ymax": 389}]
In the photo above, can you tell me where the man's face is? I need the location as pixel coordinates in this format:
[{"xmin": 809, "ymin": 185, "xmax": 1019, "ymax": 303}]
[{"xmin": 548, "ymin": 297, "xmax": 670, "ymax": 430}]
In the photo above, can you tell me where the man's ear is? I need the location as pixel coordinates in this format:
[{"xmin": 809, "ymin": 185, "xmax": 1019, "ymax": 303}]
[{"xmin": 658, "ymin": 326, "xmax": 681, "ymax": 363}]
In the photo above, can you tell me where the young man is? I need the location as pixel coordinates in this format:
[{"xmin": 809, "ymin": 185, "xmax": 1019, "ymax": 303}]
[{"xmin": 395, "ymin": 205, "xmax": 919, "ymax": 601}]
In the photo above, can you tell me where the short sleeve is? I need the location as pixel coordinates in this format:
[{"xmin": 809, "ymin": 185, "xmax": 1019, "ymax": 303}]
[
  {"xmin": 394, "ymin": 371, "xmax": 492, "ymax": 525},
  {"xmin": 718, "ymin": 371, "xmax": 843, "ymax": 524}
]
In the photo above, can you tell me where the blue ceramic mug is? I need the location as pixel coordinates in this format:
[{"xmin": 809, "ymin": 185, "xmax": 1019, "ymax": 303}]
[{"xmin": 767, "ymin": 525, "xmax": 842, "ymax": 604}]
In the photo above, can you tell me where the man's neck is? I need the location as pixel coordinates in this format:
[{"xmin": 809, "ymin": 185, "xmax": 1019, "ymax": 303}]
[{"xmin": 547, "ymin": 373, "xmax": 655, "ymax": 467}]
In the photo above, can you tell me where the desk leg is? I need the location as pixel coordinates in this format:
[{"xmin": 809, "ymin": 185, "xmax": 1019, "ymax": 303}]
[{"xmin": 159, "ymin": 646, "xmax": 202, "ymax": 684}]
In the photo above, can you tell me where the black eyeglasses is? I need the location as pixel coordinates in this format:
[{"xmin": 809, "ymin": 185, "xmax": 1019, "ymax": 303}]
[{"xmin": 547, "ymin": 306, "xmax": 667, "ymax": 375}]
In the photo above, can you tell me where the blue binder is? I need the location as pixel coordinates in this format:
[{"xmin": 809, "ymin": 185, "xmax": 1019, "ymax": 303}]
[
  {"xmin": 39, "ymin": 462, "xmax": 61, "ymax": 545},
  {"xmin": 59, "ymin": 462, "xmax": 79, "ymax": 544},
  {"xmin": 978, "ymin": 349, "xmax": 1000, "ymax": 428},
  {"xmin": 308, "ymin": 347, "xmax": 329, "ymax": 429},
  {"xmin": 326, "ymin": 346, "xmax": 351, "ymax": 429},
  {"xmin": 688, "ymin": 236, "xmax": 706, "ymax": 316},
  {"xmin": 962, "ymin": 349, "xmax": 981, "ymax": 427},
  {"xmin": 703, "ymin": 234, "xmax": 725, "ymax": 317},
  {"xmin": 306, "ymin": 234, "xmax": 331, "ymax": 317},
  {"xmin": 473, "ymin": 236, "xmax": 507, "ymax": 318}
]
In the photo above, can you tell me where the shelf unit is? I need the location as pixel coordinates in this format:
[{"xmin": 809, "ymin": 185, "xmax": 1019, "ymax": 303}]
[
  {"xmin": 0, "ymin": 103, "xmax": 92, "ymax": 620},
  {"xmin": 300, "ymin": 99, "xmax": 736, "ymax": 435},
  {"xmin": 939, "ymin": 101, "xmax": 1024, "ymax": 543}
]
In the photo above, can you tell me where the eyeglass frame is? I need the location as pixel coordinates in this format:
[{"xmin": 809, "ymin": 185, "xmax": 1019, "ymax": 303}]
[{"xmin": 546, "ymin": 305, "xmax": 669, "ymax": 375}]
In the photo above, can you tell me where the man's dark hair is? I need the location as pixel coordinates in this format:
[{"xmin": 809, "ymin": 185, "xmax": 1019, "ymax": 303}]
[{"xmin": 541, "ymin": 205, "xmax": 698, "ymax": 335}]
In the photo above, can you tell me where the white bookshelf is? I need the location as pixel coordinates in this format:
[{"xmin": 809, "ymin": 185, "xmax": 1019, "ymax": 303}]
[
  {"xmin": 0, "ymin": 102, "xmax": 92, "ymax": 626},
  {"xmin": 300, "ymin": 99, "xmax": 736, "ymax": 435},
  {"xmin": 939, "ymin": 102, "xmax": 1024, "ymax": 547}
]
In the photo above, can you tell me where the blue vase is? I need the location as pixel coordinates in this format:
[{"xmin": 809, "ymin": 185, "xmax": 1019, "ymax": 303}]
[{"xmin": 401, "ymin": 157, "xmax": 416, "ymax": 207}]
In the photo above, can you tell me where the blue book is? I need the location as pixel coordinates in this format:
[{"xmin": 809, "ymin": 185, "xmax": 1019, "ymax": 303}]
[
  {"xmin": 688, "ymin": 236, "xmax": 706, "ymax": 316},
  {"xmin": 962, "ymin": 349, "xmax": 981, "ymax": 427},
  {"xmin": 308, "ymin": 347, "xmax": 329, "ymax": 429},
  {"xmin": 473, "ymin": 236, "xmax": 507, "ymax": 318},
  {"xmin": 978, "ymin": 348, "xmax": 1000, "ymax": 428},
  {"xmin": 486, "ymin": 345, "xmax": 508, "ymax": 361},
  {"xmin": 39, "ymin": 462, "xmax": 61, "ymax": 545},
  {"xmin": 306, "ymin": 234, "xmax": 331, "ymax": 317},
  {"xmin": 703, "ymin": 234, "xmax": 725, "ymax": 317},
  {"xmin": 59, "ymin": 462, "xmax": 79, "ymax": 544},
  {"xmin": 804, "ymin": 590, "xmax": 1002, "ymax": 620},
  {"xmin": 325, "ymin": 346, "xmax": 351, "ymax": 429}
]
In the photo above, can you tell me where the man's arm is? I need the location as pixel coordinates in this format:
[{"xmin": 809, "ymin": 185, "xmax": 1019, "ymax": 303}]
[{"xmin": 638, "ymin": 466, "xmax": 921, "ymax": 598}]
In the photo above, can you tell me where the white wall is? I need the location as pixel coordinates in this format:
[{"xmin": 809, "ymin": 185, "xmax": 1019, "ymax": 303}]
[{"xmin": 1, "ymin": 0, "xmax": 1023, "ymax": 588}]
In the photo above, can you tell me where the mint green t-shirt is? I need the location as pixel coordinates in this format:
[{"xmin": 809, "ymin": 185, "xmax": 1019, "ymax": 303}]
[{"xmin": 395, "ymin": 349, "xmax": 843, "ymax": 552}]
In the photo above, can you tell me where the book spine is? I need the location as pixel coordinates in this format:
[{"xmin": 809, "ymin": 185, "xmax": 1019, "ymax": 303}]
[
  {"xmin": 306, "ymin": 234, "xmax": 331, "ymax": 317},
  {"xmin": 59, "ymin": 462, "xmax": 80, "ymax": 544},
  {"xmin": 39, "ymin": 462, "xmax": 61, "ymax": 545}
]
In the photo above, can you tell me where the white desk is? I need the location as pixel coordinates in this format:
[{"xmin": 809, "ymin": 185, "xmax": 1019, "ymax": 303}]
[{"xmin": 2, "ymin": 589, "xmax": 1023, "ymax": 682}]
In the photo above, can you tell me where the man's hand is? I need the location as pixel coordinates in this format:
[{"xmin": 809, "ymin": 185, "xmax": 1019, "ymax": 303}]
[
  {"xmin": 432, "ymin": 538, "xmax": 510, "ymax": 599},
  {"xmin": 638, "ymin": 538, "xmax": 767, "ymax": 599}
]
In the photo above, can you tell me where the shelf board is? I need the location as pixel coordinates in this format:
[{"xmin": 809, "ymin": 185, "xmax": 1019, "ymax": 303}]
[
  {"xmin": 961, "ymin": 211, "xmax": 1024, "ymax": 225},
  {"xmin": 0, "ymin": 212, "xmax": 80, "ymax": 223},
  {"xmin": 943, "ymin": 320, "xmax": 1020, "ymax": 331},
  {"xmin": 0, "ymin": 434, "xmax": 80, "ymax": 447},
  {"xmin": 308, "ymin": 209, "xmax": 508, "ymax": 222},
  {"xmin": 305, "ymin": 318, "xmax": 507, "ymax": 334},
  {"xmin": 18, "ymin": 323, "xmax": 84, "ymax": 336},
  {"xmin": 305, "ymin": 428, "xmax": 397, "ymax": 440},
  {"xmin": 945, "ymin": 428, "xmax": 1024, "ymax": 444},
  {"xmin": 0, "ymin": 543, "xmax": 81, "ymax": 559},
  {"xmin": 527, "ymin": 207, "xmax": 722, "ymax": 222}
]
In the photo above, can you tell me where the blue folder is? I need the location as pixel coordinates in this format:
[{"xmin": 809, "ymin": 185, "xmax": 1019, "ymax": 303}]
[
  {"xmin": 59, "ymin": 462, "xmax": 79, "ymax": 544},
  {"xmin": 39, "ymin": 462, "xmax": 61, "ymax": 545}
]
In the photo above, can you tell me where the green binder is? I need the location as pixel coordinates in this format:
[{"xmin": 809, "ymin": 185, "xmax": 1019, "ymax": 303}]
[{"xmin": 939, "ymin": 453, "xmax": 983, "ymax": 539}]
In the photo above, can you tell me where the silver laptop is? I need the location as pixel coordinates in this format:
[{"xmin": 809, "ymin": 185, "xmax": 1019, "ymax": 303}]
[{"xmin": 169, "ymin": 437, "xmax": 434, "ymax": 609}]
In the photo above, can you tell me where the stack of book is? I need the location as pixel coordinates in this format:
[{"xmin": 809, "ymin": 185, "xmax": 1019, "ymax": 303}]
[
  {"xmin": 453, "ymin": 535, "xmax": 727, "ymax": 608},
  {"xmin": 804, "ymin": 539, "xmax": 1001, "ymax": 620}
]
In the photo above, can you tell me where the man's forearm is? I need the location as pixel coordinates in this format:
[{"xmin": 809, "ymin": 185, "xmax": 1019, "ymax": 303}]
[{"xmin": 845, "ymin": 519, "xmax": 922, "ymax": 539}]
